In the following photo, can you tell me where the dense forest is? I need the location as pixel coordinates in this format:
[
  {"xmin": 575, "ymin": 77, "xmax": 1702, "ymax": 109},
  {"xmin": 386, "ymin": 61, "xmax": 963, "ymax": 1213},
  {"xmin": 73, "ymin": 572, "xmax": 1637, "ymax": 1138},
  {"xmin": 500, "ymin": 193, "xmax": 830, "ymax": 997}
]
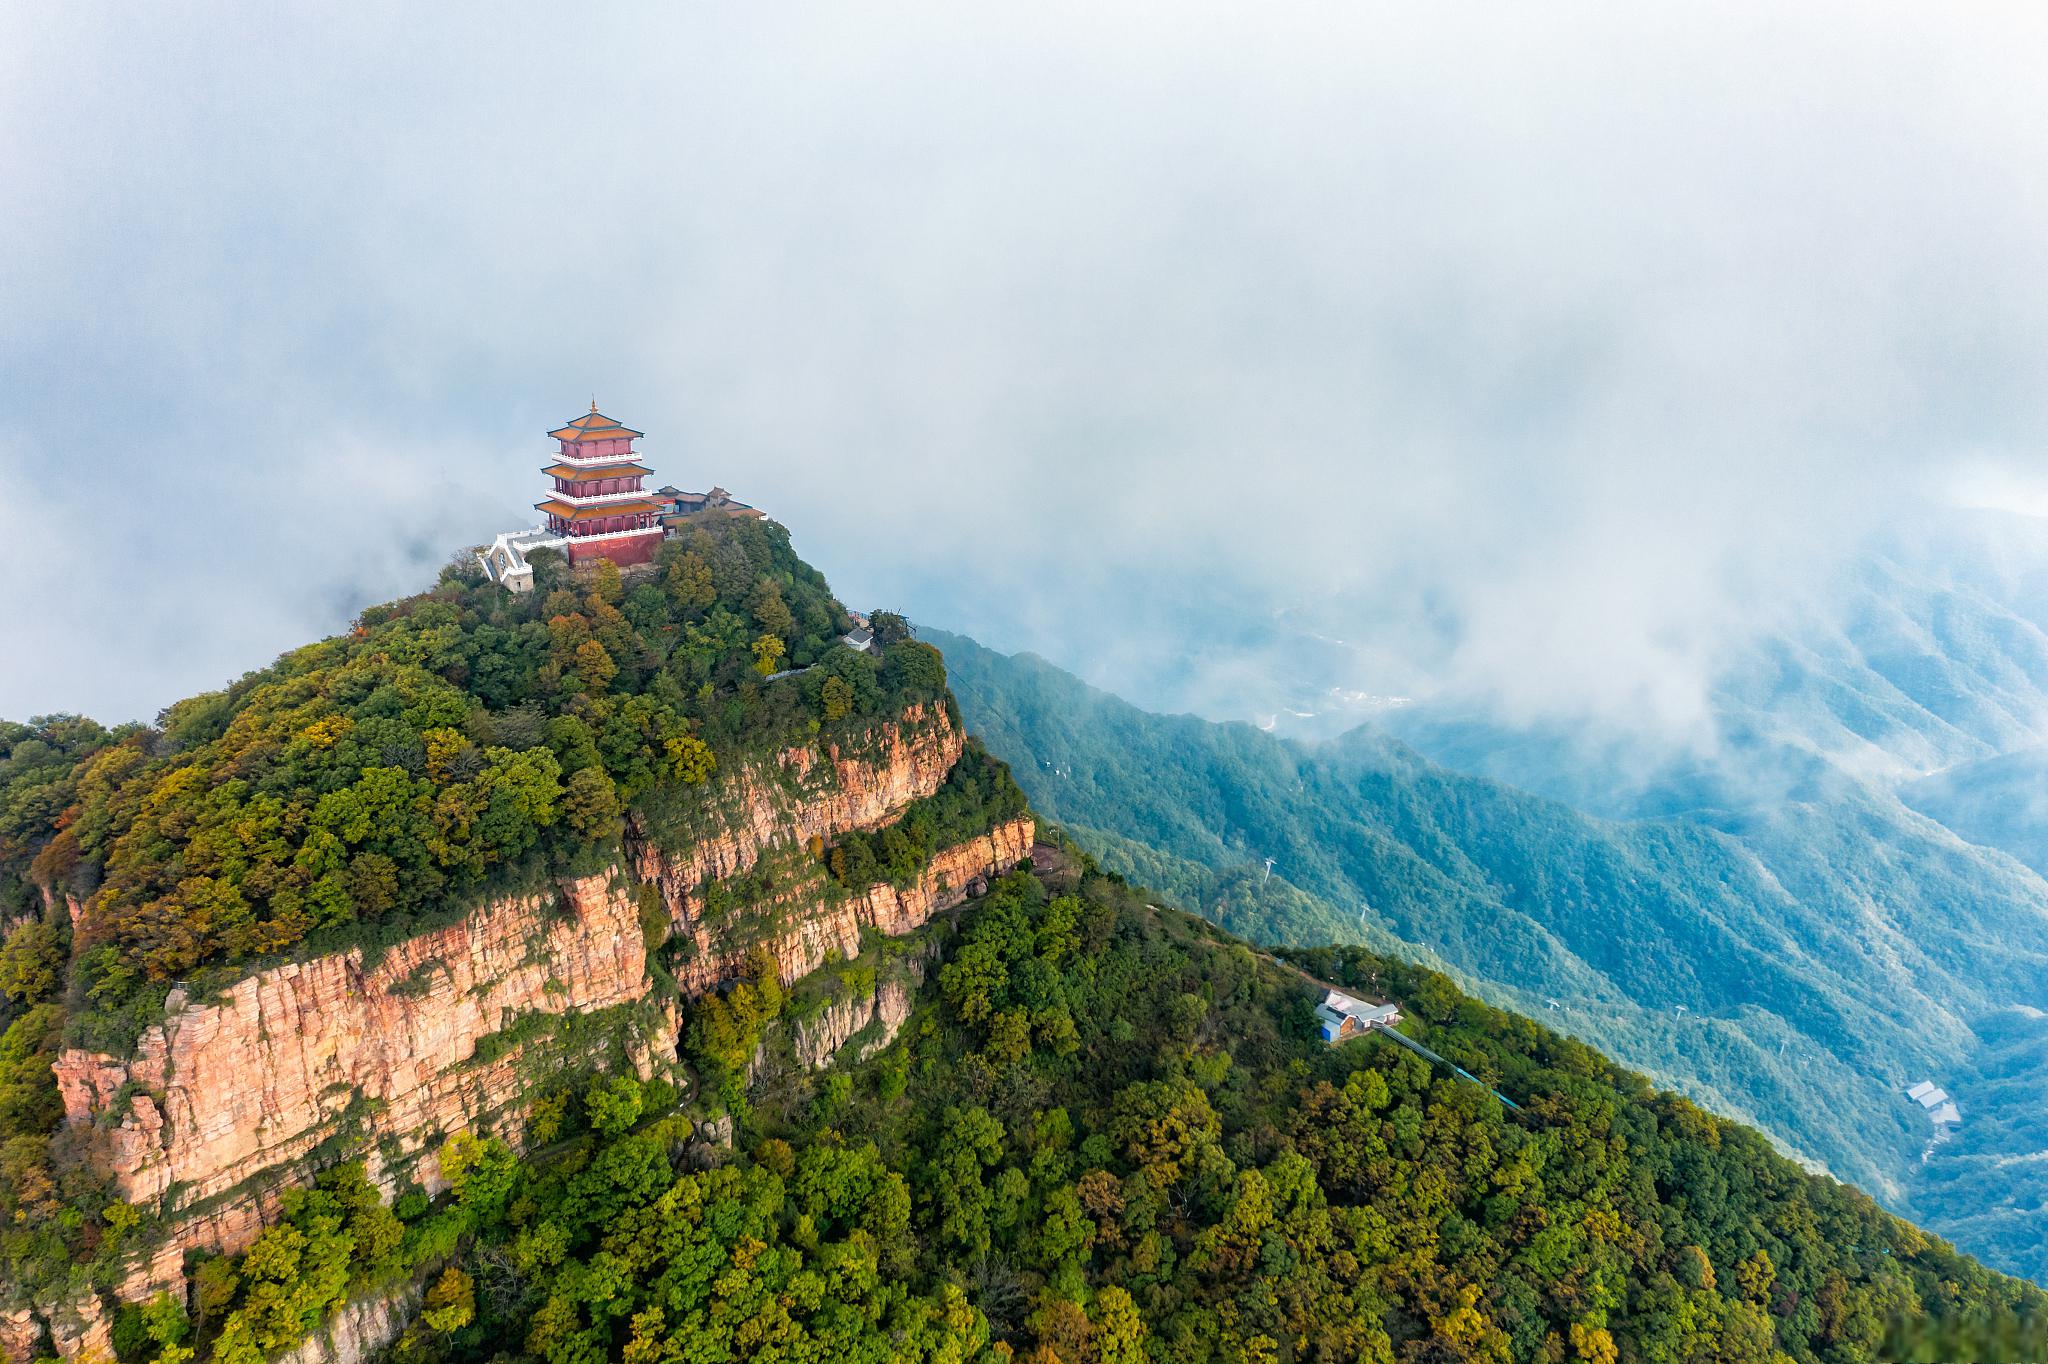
[
  {"xmin": 928, "ymin": 628, "xmax": 2048, "ymax": 1284},
  {"xmin": 0, "ymin": 519, "xmax": 954, "ymax": 1307},
  {"xmin": 112, "ymin": 857, "xmax": 2048, "ymax": 1364}
]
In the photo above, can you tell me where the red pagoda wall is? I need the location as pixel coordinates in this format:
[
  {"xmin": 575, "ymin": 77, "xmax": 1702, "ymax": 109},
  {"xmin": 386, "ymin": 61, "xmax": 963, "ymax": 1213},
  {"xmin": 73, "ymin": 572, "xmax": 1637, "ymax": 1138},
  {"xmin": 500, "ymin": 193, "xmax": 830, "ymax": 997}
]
[
  {"xmin": 560, "ymin": 437, "xmax": 634, "ymax": 459},
  {"xmin": 567, "ymin": 533, "xmax": 661, "ymax": 569},
  {"xmin": 552, "ymin": 476, "xmax": 645, "ymax": 496}
]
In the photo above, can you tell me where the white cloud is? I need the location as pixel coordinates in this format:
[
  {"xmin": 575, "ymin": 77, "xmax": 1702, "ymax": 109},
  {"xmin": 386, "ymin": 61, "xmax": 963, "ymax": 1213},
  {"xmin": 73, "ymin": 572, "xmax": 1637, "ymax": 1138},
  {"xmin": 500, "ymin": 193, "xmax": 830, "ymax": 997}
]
[{"xmin": 2, "ymin": 1, "xmax": 2046, "ymax": 729}]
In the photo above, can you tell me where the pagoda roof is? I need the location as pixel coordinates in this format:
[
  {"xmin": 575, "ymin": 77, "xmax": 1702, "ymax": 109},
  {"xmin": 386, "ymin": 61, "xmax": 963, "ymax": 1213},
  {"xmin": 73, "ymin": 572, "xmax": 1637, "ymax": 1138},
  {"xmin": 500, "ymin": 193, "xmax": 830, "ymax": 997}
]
[
  {"xmin": 542, "ymin": 461, "xmax": 646, "ymax": 482},
  {"xmin": 537, "ymin": 496, "xmax": 665, "ymax": 522},
  {"xmin": 549, "ymin": 403, "xmax": 644, "ymax": 443}
]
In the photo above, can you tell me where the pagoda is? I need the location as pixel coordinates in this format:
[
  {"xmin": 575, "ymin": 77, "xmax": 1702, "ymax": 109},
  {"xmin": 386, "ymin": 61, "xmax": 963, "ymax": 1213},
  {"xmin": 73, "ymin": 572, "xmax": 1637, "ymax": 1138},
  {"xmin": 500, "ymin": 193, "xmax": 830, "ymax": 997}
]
[{"xmin": 535, "ymin": 402, "xmax": 666, "ymax": 568}]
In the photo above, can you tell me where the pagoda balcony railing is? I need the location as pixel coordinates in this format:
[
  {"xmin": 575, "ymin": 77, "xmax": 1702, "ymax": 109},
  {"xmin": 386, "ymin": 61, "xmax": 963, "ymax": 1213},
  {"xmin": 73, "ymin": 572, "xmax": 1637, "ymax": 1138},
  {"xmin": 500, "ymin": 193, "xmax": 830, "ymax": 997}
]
[
  {"xmin": 546, "ymin": 486, "xmax": 655, "ymax": 506},
  {"xmin": 551, "ymin": 447, "xmax": 646, "ymax": 468},
  {"xmin": 556, "ymin": 523, "xmax": 664, "ymax": 545}
]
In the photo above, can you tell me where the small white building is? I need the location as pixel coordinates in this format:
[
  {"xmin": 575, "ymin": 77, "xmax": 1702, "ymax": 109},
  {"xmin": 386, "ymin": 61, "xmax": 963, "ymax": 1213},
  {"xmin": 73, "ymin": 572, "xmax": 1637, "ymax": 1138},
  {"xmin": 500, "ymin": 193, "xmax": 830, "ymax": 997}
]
[
  {"xmin": 1907, "ymin": 1081, "xmax": 1951, "ymax": 1111},
  {"xmin": 1316, "ymin": 989, "xmax": 1402, "ymax": 1043},
  {"xmin": 1930, "ymin": 1101, "xmax": 1962, "ymax": 1126}
]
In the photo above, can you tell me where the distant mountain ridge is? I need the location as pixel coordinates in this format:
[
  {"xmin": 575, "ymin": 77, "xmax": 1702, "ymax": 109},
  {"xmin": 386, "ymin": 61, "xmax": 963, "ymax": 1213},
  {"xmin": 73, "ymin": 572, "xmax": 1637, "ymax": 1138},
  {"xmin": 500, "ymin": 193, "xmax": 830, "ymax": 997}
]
[
  {"xmin": 929, "ymin": 625, "xmax": 2048, "ymax": 1283},
  {"xmin": 1902, "ymin": 746, "xmax": 2048, "ymax": 879}
]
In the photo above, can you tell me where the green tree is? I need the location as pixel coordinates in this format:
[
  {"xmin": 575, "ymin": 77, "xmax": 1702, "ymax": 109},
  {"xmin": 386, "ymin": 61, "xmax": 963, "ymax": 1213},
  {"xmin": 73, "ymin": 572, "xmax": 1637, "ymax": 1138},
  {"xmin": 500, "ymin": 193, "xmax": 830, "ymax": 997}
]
[
  {"xmin": 584, "ymin": 1075, "xmax": 644, "ymax": 1136},
  {"xmin": 422, "ymin": 1266, "xmax": 476, "ymax": 1333},
  {"xmin": 0, "ymin": 920, "xmax": 62, "ymax": 1003},
  {"xmin": 562, "ymin": 767, "xmax": 622, "ymax": 841},
  {"xmin": 748, "ymin": 578, "xmax": 795, "ymax": 640},
  {"xmin": 141, "ymin": 1290, "xmax": 192, "ymax": 1364},
  {"xmin": 1109, "ymin": 1080, "xmax": 1220, "ymax": 1188},
  {"xmin": 820, "ymin": 674, "xmax": 854, "ymax": 722},
  {"xmin": 666, "ymin": 550, "xmax": 715, "ymax": 609},
  {"xmin": 440, "ymin": 1132, "xmax": 518, "ymax": 1226},
  {"xmin": 572, "ymin": 639, "xmax": 617, "ymax": 693},
  {"xmin": 1092, "ymin": 1286, "xmax": 1147, "ymax": 1364},
  {"xmin": 869, "ymin": 611, "xmax": 912, "ymax": 646},
  {"xmin": 663, "ymin": 734, "xmax": 715, "ymax": 784},
  {"xmin": 928, "ymin": 1106, "xmax": 1004, "ymax": 1257}
]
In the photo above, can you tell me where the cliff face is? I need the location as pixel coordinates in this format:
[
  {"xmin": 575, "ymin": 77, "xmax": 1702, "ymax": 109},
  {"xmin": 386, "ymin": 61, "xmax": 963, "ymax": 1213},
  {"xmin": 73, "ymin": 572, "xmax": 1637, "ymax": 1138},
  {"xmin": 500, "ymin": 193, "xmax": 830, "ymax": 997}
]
[
  {"xmin": 790, "ymin": 974, "xmax": 923, "ymax": 1072},
  {"xmin": 851, "ymin": 823, "xmax": 1031, "ymax": 937},
  {"xmin": 55, "ymin": 872, "xmax": 661, "ymax": 1257},
  {"xmin": 634, "ymin": 702, "xmax": 963, "ymax": 898},
  {"xmin": 271, "ymin": 1286, "xmax": 423, "ymax": 1364},
  {"xmin": 633, "ymin": 703, "xmax": 1030, "ymax": 992},
  {"xmin": 48, "ymin": 705, "xmax": 1029, "ymax": 1324},
  {"xmin": 653, "ymin": 814, "xmax": 1034, "ymax": 995}
]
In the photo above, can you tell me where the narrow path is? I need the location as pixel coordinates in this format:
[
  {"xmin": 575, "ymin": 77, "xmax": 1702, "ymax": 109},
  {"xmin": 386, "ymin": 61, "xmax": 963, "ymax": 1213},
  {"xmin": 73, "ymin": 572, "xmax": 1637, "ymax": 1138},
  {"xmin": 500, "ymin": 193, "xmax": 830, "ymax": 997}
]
[{"xmin": 1367, "ymin": 1021, "xmax": 1523, "ymax": 1111}]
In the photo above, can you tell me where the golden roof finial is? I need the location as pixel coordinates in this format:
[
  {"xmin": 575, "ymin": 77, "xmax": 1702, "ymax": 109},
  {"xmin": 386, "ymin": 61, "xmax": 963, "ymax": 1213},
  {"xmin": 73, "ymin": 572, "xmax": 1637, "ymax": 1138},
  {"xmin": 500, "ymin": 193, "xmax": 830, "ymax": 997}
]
[{"xmin": 590, "ymin": 395, "xmax": 599, "ymax": 414}]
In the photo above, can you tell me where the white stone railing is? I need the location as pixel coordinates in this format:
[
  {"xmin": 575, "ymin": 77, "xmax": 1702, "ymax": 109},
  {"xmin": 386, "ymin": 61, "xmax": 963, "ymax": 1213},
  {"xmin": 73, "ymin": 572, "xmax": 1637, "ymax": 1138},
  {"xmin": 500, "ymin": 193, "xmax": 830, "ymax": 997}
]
[
  {"xmin": 545, "ymin": 487, "xmax": 655, "ymax": 506},
  {"xmin": 550, "ymin": 448, "xmax": 647, "ymax": 468},
  {"xmin": 562, "ymin": 523, "xmax": 664, "ymax": 545},
  {"xmin": 478, "ymin": 520, "xmax": 662, "ymax": 589}
]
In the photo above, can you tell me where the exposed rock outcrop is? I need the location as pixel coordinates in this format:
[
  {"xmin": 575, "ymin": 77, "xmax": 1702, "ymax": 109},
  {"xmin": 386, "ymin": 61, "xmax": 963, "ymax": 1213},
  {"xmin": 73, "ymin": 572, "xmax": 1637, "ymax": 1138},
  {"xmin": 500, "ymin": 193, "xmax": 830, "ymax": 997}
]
[
  {"xmin": 791, "ymin": 976, "xmax": 920, "ymax": 1070},
  {"xmin": 44, "ymin": 1289, "xmax": 109, "ymax": 1364},
  {"xmin": 634, "ymin": 704, "xmax": 978, "ymax": 993},
  {"xmin": 112, "ymin": 1239, "xmax": 188, "ymax": 1312},
  {"xmin": 0, "ymin": 1308, "xmax": 44, "ymax": 1364},
  {"xmin": 641, "ymin": 704, "xmax": 966, "ymax": 894},
  {"xmin": 56, "ymin": 873, "xmax": 658, "ymax": 1232},
  {"xmin": 665, "ymin": 813, "xmax": 1033, "ymax": 998},
  {"xmin": 852, "ymin": 823, "xmax": 1031, "ymax": 937},
  {"xmin": 273, "ymin": 1285, "xmax": 422, "ymax": 1364}
]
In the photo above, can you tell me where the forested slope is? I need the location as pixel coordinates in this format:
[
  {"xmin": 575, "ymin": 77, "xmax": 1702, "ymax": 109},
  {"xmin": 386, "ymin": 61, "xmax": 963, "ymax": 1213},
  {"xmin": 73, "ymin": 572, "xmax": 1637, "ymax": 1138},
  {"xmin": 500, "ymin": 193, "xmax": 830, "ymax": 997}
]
[
  {"xmin": 1902, "ymin": 746, "xmax": 2048, "ymax": 880},
  {"xmin": 111, "ymin": 858, "xmax": 2048, "ymax": 1364},
  {"xmin": 931, "ymin": 629, "xmax": 2048, "ymax": 1283}
]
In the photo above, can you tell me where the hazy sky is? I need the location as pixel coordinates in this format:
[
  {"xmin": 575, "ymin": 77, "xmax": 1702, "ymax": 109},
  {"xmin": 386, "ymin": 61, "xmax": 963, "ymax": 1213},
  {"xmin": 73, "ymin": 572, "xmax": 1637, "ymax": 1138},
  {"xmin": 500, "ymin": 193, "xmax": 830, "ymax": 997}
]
[{"xmin": 4, "ymin": 3, "xmax": 2046, "ymax": 735}]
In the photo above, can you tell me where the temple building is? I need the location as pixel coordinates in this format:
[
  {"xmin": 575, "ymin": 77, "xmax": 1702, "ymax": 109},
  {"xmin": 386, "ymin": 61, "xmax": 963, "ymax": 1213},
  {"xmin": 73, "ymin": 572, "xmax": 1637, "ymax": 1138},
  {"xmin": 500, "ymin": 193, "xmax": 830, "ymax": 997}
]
[
  {"xmin": 657, "ymin": 483, "xmax": 763, "ymax": 530},
  {"xmin": 537, "ymin": 404, "xmax": 666, "ymax": 567},
  {"xmin": 479, "ymin": 403, "xmax": 667, "ymax": 591}
]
